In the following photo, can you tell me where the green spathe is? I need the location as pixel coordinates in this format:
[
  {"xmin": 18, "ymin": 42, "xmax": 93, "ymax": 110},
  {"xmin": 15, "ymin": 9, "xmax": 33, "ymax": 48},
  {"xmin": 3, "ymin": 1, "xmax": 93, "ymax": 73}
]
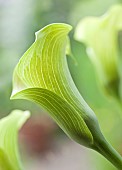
[
  {"xmin": 11, "ymin": 23, "xmax": 122, "ymax": 169},
  {"xmin": 74, "ymin": 5, "xmax": 122, "ymax": 99},
  {"xmin": 0, "ymin": 110, "xmax": 30, "ymax": 170}
]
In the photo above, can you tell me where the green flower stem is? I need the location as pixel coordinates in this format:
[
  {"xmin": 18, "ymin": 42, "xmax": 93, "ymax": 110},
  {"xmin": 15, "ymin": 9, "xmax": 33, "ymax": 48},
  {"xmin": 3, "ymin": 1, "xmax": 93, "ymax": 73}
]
[{"xmin": 93, "ymin": 136, "xmax": 122, "ymax": 169}]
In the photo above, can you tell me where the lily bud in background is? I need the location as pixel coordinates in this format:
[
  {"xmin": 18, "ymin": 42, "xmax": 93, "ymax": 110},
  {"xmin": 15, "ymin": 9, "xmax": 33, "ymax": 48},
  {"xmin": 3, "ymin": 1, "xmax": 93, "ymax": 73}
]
[
  {"xmin": 74, "ymin": 5, "xmax": 122, "ymax": 100},
  {"xmin": 0, "ymin": 110, "xmax": 30, "ymax": 170}
]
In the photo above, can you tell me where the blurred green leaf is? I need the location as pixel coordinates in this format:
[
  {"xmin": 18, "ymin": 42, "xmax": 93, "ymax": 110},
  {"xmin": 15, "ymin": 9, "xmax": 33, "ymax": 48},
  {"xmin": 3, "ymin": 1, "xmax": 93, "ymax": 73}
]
[{"xmin": 0, "ymin": 110, "xmax": 30, "ymax": 170}]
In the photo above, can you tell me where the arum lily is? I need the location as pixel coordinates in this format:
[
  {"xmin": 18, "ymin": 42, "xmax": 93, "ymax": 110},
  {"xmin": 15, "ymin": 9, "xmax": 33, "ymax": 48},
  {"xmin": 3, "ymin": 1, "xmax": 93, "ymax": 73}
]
[
  {"xmin": 74, "ymin": 5, "xmax": 122, "ymax": 99},
  {"xmin": 11, "ymin": 23, "xmax": 122, "ymax": 169},
  {"xmin": 0, "ymin": 110, "xmax": 30, "ymax": 170}
]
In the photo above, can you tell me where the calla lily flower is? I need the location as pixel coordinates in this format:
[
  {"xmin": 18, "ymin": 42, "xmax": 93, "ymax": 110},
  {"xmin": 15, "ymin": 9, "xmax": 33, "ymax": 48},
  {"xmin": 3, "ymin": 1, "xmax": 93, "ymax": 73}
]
[
  {"xmin": 0, "ymin": 110, "xmax": 30, "ymax": 170},
  {"xmin": 11, "ymin": 23, "xmax": 122, "ymax": 169},
  {"xmin": 74, "ymin": 5, "xmax": 122, "ymax": 99}
]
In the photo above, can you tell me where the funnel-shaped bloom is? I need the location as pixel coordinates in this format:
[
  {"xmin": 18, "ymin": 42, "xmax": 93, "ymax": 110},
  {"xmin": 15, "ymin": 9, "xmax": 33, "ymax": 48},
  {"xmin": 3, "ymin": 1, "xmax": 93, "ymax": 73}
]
[
  {"xmin": 0, "ymin": 110, "xmax": 30, "ymax": 170},
  {"xmin": 11, "ymin": 23, "xmax": 122, "ymax": 169},
  {"xmin": 74, "ymin": 5, "xmax": 122, "ymax": 99}
]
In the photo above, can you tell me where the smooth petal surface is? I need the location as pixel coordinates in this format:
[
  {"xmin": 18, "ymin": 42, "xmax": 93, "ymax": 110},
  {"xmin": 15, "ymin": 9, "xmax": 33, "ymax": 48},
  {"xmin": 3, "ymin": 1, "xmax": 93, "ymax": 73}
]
[
  {"xmin": 11, "ymin": 23, "xmax": 100, "ymax": 147},
  {"xmin": 74, "ymin": 5, "xmax": 122, "ymax": 98},
  {"xmin": 0, "ymin": 110, "xmax": 30, "ymax": 170}
]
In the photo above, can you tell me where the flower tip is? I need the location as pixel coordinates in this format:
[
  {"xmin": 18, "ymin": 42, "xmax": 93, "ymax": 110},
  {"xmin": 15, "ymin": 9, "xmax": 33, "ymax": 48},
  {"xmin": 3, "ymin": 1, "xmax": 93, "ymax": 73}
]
[{"xmin": 35, "ymin": 23, "xmax": 72, "ymax": 41}]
